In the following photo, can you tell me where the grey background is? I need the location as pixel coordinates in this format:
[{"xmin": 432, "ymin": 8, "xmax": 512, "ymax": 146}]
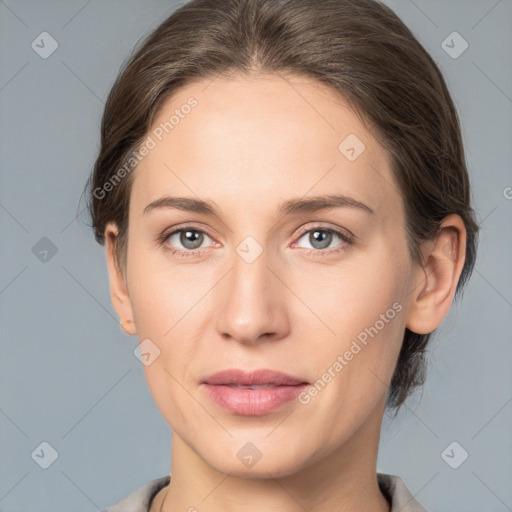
[{"xmin": 0, "ymin": 0, "xmax": 511, "ymax": 511}]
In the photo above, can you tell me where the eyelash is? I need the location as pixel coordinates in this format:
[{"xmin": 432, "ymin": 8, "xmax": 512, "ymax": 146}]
[{"xmin": 157, "ymin": 223, "xmax": 354, "ymax": 258}]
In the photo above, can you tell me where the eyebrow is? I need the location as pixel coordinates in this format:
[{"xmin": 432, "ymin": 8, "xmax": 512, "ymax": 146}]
[{"xmin": 143, "ymin": 194, "xmax": 375, "ymax": 217}]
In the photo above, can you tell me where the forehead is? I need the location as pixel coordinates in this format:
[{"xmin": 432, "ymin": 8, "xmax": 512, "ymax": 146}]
[{"xmin": 131, "ymin": 74, "xmax": 400, "ymax": 221}]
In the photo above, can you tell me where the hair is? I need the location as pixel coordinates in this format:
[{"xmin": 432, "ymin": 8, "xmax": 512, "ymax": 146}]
[{"xmin": 84, "ymin": 0, "xmax": 479, "ymax": 413}]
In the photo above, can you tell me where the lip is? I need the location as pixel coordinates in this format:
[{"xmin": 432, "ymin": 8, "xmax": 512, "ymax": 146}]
[
  {"xmin": 202, "ymin": 368, "xmax": 308, "ymax": 387},
  {"xmin": 201, "ymin": 368, "xmax": 309, "ymax": 416}
]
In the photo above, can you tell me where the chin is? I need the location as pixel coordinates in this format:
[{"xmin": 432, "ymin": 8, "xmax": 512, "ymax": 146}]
[{"xmin": 194, "ymin": 435, "xmax": 311, "ymax": 479}]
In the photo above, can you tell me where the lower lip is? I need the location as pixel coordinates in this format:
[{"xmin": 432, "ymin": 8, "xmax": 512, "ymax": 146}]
[{"xmin": 201, "ymin": 383, "xmax": 309, "ymax": 415}]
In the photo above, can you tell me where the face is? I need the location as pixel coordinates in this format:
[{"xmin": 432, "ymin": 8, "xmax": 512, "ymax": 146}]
[{"xmin": 112, "ymin": 73, "xmax": 423, "ymax": 477}]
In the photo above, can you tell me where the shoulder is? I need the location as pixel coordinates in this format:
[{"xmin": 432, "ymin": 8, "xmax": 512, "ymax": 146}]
[
  {"xmin": 104, "ymin": 475, "xmax": 170, "ymax": 512},
  {"xmin": 377, "ymin": 472, "xmax": 429, "ymax": 512}
]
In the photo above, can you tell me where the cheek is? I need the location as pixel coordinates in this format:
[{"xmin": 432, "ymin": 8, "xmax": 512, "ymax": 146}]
[
  {"xmin": 294, "ymin": 264, "xmax": 408, "ymax": 446},
  {"xmin": 309, "ymin": 244, "xmax": 410, "ymax": 390},
  {"xmin": 127, "ymin": 243, "xmax": 205, "ymax": 337},
  {"xmin": 125, "ymin": 250, "xmax": 202, "ymax": 415},
  {"xmin": 131, "ymin": 285, "xmax": 200, "ymax": 430}
]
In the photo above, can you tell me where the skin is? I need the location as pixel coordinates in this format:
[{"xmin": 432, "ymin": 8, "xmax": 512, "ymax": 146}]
[{"xmin": 105, "ymin": 73, "xmax": 466, "ymax": 512}]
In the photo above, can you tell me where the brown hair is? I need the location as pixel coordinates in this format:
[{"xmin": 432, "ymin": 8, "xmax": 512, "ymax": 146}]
[{"xmin": 84, "ymin": 0, "xmax": 479, "ymax": 413}]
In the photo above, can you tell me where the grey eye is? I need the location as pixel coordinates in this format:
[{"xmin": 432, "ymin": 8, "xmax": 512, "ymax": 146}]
[
  {"xmin": 297, "ymin": 229, "xmax": 343, "ymax": 250},
  {"xmin": 168, "ymin": 229, "xmax": 211, "ymax": 250}
]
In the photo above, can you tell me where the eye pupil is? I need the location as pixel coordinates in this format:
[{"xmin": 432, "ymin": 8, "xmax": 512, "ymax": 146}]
[
  {"xmin": 181, "ymin": 230, "xmax": 203, "ymax": 249},
  {"xmin": 310, "ymin": 230, "xmax": 332, "ymax": 249}
]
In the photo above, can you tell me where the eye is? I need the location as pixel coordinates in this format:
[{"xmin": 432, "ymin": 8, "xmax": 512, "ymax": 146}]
[
  {"xmin": 160, "ymin": 226, "xmax": 215, "ymax": 255},
  {"xmin": 293, "ymin": 226, "xmax": 353, "ymax": 255},
  {"xmin": 158, "ymin": 224, "xmax": 353, "ymax": 258}
]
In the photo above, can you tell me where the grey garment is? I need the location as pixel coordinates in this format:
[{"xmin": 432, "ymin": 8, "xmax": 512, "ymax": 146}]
[{"xmin": 104, "ymin": 472, "xmax": 428, "ymax": 511}]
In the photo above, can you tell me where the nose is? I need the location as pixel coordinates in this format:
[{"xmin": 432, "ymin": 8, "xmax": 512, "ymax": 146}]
[{"xmin": 215, "ymin": 244, "xmax": 290, "ymax": 346}]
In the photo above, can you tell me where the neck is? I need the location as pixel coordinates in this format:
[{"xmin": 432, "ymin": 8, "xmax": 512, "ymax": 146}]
[{"xmin": 158, "ymin": 400, "xmax": 390, "ymax": 512}]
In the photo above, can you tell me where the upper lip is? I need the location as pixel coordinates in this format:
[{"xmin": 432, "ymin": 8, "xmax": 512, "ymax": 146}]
[{"xmin": 202, "ymin": 368, "xmax": 309, "ymax": 386}]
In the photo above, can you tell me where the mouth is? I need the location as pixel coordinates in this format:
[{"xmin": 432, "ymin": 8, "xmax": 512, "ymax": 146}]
[
  {"xmin": 201, "ymin": 368, "xmax": 308, "ymax": 387},
  {"xmin": 225, "ymin": 383, "xmax": 288, "ymax": 389},
  {"xmin": 201, "ymin": 368, "xmax": 309, "ymax": 416}
]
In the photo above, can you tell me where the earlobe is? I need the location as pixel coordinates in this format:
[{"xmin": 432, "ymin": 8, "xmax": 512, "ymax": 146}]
[
  {"xmin": 120, "ymin": 318, "xmax": 137, "ymax": 336},
  {"xmin": 104, "ymin": 222, "xmax": 137, "ymax": 336},
  {"xmin": 405, "ymin": 214, "xmax": 467, "ymax": 335}
]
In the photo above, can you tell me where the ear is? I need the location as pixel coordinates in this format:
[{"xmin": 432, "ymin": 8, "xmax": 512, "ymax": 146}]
[
  {"xmin": 105, "ymin": 222, "xmax": 137, "ymax": 336},
  {"xmin": 405, "ymin": 214, "xmax": 467, "ymax": 335}
]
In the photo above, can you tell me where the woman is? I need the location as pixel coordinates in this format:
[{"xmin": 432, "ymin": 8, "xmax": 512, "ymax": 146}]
[{"xmin": 85, "ymin": 0, "xmax": 479, "ymax": 510}]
